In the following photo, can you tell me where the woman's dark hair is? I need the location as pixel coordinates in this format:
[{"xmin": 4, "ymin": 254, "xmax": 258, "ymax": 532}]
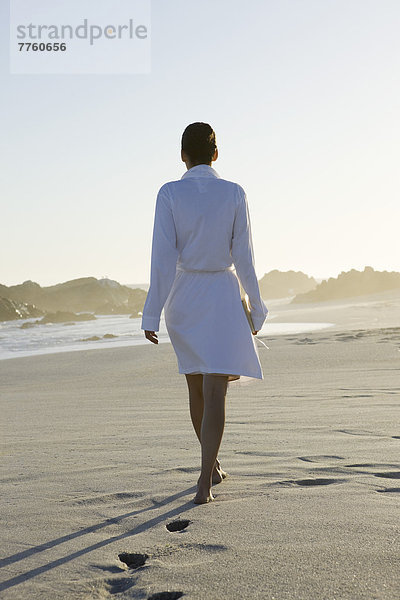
[{"xmin": 181, "ymin": 122, "xmax": 217, "ymax": 165}]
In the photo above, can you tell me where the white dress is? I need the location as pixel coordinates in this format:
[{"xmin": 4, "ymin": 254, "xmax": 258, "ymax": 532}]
[{"xmin": 140, "ymin": 164, "xmax": 268, "ymax": 380}]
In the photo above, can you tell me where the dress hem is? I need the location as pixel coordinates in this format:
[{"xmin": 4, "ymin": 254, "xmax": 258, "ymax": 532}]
[{"xmin": 179, "ymin": 367, "xmax": 263, "ymax": 381}]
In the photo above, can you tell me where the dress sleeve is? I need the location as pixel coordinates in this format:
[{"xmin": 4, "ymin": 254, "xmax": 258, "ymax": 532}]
[
  {"xmin": 141, "ymin": 185, "xmax": 179, "ymax": 332},
  {"xmin": 231, "ymin": 186, "xmax": 268, "ymax": 332}
]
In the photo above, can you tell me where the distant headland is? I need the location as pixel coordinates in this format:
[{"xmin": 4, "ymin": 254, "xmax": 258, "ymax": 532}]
[
  {"xmin": 290, "ymin": 266, "xmax": 400, "ymax": 303},
  {"xmin": 1, "ymin": 267, "xmax": 399, "ymax": 322},
  {"xmin": 258, "ymin": 270, "xmax": 317, "ymax": 299},
  {"xmin": 0, "ymin": 277, "xmax": 146, "ymax": 323}
]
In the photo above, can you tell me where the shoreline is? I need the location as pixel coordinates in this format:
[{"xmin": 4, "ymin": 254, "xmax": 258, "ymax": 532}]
[
  {"xmin": 0, "ymin": 321, "xmax": 336, "ymax": 363},
  {"xmin": 1, "ymin": 319, "xmax": 399, "ymax": 363},
  {"xmin": 2, "ymin": 289, "xmax": 399, "ymax": 363}
]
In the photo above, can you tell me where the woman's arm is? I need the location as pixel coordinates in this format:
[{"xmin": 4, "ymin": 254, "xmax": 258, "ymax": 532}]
[
  {"xmin": 231, "ymin": 186, "xmax": 268, "ymax": 333},
  {"xmin": 141, "ymin": 184, "xmax": 179, "ymax": 335}
]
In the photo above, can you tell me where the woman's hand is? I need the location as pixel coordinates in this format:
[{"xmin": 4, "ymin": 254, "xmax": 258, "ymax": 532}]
[
  {"xmin": 145, "ymin": 330, "xmax": 158, "ymax": 344},
  {"xmin": 252, "ymin": 330, "xmax": 259, "ymax": 335}
]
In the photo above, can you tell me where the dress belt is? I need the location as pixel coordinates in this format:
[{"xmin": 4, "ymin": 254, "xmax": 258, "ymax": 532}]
[{"xmin": 176, "ymin": 265, "xmax": 235, "ymax": 273}]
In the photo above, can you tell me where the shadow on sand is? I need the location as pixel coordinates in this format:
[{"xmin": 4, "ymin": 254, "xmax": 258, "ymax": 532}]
[{"xmin": 0, "ymin": 485, "xmax": 197, "ymax": 592}]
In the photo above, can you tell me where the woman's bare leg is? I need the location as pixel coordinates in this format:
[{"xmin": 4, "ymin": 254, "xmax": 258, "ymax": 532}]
[
  {"xmin": 194, "ymin": 374, "xmax": 228, "ymax": 504},
  {"xmin": 185, "ymin": 374, "xmax": 227, "ymax": 484},
  {"xmin": 185, "ymin": 374, "xmax": 203, "ymax": 443}
]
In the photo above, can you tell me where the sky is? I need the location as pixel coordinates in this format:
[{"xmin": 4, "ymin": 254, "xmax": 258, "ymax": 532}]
[{"xmin": 1, "ymin": 0, "xmax": 399, "ymax": 287}]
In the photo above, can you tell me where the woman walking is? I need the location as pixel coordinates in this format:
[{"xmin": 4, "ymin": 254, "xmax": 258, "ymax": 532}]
[{"xmin": 141, "ymin": 122, "xmax": 268, "ymax": 504}]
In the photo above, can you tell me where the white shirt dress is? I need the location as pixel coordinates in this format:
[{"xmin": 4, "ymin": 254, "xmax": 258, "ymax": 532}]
[{"xmin": 140, "ymin": 164, "xmax": 268, "ymax": 380}]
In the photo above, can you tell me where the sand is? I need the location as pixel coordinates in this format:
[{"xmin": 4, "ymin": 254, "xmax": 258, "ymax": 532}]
[{"xmin": 1, "ymin": 292, "xmax": 400, "ymax": 599}]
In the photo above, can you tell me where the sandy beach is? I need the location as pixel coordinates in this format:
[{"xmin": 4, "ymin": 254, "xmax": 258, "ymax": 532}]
[{"xmin": 1, "ymin": 293, "xmax": 399, "ymax": 599}]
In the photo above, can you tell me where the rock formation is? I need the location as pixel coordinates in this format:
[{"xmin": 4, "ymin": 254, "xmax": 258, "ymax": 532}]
[
  {"xmin": 291, "ymin": 266, "xmax": 400, "ymax": 303},
  {"xmin": 0, "ymin": 297, "xmax": 44, "ymax": 321},
  {"xmin": 258, "ymin": 270, "xmax": 317, "ymax": 299},
  {"xmin": 0, "ymin": 277, "xmax": 146, "ymax": 320}
]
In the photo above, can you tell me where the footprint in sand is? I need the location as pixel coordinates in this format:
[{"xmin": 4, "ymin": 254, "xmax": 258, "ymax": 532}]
[
  {"xmin": 341, "ymin": 394, "xmax": 373, "ymax": 398},
  {"xmin": 336, "ymin": 428, "xmax": 382, "ymax": 437},
  {"xmin": 298, "ymin": 455, "xmax": 344, "ymax": 463},
  {"xmin": 235, "ymin": 450, "xmax": 291, "ymax": 457},
  {"xmin": 103, "ymin": 577, "xmax": 136, "ymax": 594},
  {"xmin": 166, "ymin": 519, "xmax": 191, "ymax": 532},
  {"xmin": 72, "ymin": 491, "xmax": 145, "ymax": 506},
  {"xmin": 294, "ymin": 478, "xmax": 342, "ymax": 486},
  {"xmin": 334, "ymin": 334, "xmax": 357, "ymax": 341},
  {"xmin": 118, "ymin": 552, "xmax": 148, "ymax": 569},
  {"xmin": 92, "ymin": 564, "xmax": 125, "ymax": 574},
  {"xmin": 376, "ymin": 487, "xmax": 400, "ymax": 494},
  {"xmin": 148, "ymin": 593, "xmax": 184, "ymax": 600},
  {"xmin": 274, "ymin": 477, "xmax": 344, "ymax": 487},
  {"xmin": 344, "ymin": 463, "xmax": 399, "ymax": 469},
  {"xmin": 373, "ymin": 471, "xmax": 400, "ymax": 480}
]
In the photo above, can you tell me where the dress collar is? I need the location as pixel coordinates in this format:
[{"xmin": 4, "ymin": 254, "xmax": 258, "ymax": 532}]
[{"xmin": 181, "ymin": 164, "xmax": 220, "ymax": 179}]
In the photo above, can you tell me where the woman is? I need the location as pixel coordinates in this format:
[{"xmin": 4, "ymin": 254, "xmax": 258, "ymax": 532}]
[{"xmin": 141, "ymin": 122, "xmax": 268, "ymax": 504}]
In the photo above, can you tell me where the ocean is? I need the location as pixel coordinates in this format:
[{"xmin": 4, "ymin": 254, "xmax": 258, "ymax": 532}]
[{"xmin": 0, "ymin": 313, "xmax": 334, "ymax": 361}]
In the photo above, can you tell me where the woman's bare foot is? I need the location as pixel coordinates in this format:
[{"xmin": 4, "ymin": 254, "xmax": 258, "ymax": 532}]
[
  {"xmin": 193, "ymin": 477, "xmax": 214, "ymax": 504},
  {"xmin": 212, "ymin": 459, "xmax": 228, "ymax": 484}
]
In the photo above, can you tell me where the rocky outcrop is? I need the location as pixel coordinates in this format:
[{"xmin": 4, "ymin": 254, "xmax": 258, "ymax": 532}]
[
  {"xmin": 0, "ymin": 297, "xmax": 44, "ymax": 322},
  {"xmin": 39, "ymin": 311, "xmax": 96, "ymax": 324},
  {"xmin": 291, "ymin": 266, "xmax": 400, "ymax": 303},
  {"xmin": 258, "ymin": 270, "xmax": 317, "ymax": 299},
  {"xmin": 0, "ymin": 277, "xmax": 147, "ymax": 318},
  {"xmin": 79, "ymin": 333, "xmax": 118, "ymax": 342}
]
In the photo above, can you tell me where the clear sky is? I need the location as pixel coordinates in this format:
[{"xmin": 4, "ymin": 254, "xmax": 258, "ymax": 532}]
[{"xmin": 1, "ymin": 0, "xmax": 399, "ymax": 287}]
